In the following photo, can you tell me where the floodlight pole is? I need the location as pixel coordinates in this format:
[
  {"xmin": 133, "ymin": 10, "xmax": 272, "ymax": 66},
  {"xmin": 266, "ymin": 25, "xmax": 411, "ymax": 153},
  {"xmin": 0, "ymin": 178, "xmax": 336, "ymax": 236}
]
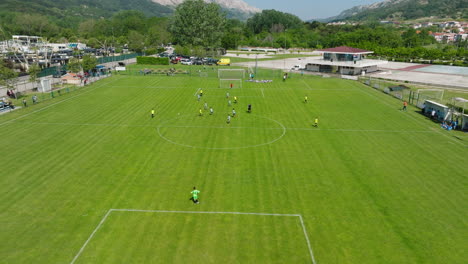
[
  {"xmin": 283, "ymin": 29, "xmax": 287, "ymax": 71},
  {"xmin": 255, "ymin": 54, "xmax": 258, "ymax": 76}
]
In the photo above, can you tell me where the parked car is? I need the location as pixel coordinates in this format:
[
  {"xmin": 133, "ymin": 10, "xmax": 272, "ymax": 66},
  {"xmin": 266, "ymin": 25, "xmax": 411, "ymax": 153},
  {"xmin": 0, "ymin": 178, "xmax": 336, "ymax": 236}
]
[
  {"xmin": 180, "ymin": 59, "xmax": 193, "ymax": 65},
  {"xmin": 204, "ymin": 58, "xmax": 219, "ymax": 65},
  {"xmin": 192, "ymin": 59, "xmax": 203, "ymax": 65},
  {"xmin": 217, "ymin": 58, "xmax": 230, "ymax": 66},
  {"xmin": 291, "ymin": 65, "xmax": 301, "ymax": 70}
]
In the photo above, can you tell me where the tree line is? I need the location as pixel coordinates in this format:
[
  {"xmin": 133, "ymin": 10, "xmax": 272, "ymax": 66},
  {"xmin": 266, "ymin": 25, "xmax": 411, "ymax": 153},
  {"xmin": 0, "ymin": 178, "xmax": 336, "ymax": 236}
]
[{"xmin": 0, "ymin": 0, "xmax": 466, "ymax": 64}]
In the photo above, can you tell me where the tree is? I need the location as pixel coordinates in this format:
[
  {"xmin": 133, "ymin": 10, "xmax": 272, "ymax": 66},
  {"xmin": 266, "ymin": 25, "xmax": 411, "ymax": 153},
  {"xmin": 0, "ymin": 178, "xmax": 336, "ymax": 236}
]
[
  {"xmin": 15, "ymin": 14, "xmax": 52, "ymax": 36},
  {"xmin": 28, "ymin": 63, "xmax": 41, "ymax": 84},
  {"xmin": 169, "ymin": 0, "xmax": 226, "ymax": 47},
  {"xmin": 67, "ymin": 58, "xmax": 82, "ymax": 73},
  {"xmin": 78, "ymin": 19, "xmax": 98, "ymax": 39},
  {"xmin": 0, "ymin": 61, "xmax": 19, "ymax": 91},
  {"xmin": 82, "ymin": 55, "xmax": 98, "ymax": 72},
  {"xmin": 174, "ymin": 45, "xmax": 191, "ymax": 56},
  {"xmin": 146, "ymin": 17, "xmax": 171, "ymax": 47},
  {"xmin": 128, "ymin": 30, "xmax": 145, "ymax": 52},
  {"xmin": 246, "ymin": 10, "xmax": 303, "ymax": 34}
]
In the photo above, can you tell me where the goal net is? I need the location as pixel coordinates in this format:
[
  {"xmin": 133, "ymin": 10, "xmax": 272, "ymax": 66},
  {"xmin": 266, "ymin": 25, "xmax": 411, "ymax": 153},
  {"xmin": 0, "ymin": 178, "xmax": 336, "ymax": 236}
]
[
  {"xmin": 219, "ymin": 79, "xmax": 242, "ymax": 89},
  {"xmin": 415, "ymin": 89, "xmax": 444, "ymax": 108},
  {"xmin": 39, "ymin": 78, "xmax": 52, "ymax": 92},
  {"xmin": 218, "ymin": 69, "xmax": 245, "ymax": 79}
]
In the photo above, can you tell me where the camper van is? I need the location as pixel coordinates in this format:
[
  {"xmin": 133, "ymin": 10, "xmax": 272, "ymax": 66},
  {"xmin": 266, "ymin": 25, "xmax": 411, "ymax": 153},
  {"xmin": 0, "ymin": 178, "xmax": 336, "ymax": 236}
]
[{"xmin": 217, "ymin": 58, "xmax": 231, "ymax": 66}]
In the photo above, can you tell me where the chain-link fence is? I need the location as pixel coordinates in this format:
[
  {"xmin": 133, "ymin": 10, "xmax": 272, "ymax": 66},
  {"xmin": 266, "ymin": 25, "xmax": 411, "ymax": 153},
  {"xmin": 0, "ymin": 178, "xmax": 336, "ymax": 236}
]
[
  {"xmin": 358, "ymin": 76, "xmax": 468, "ymax": 108},
  {"xmin": 37, "ymin": 53, "xmax": 143, "ymax": 78},
  {"xmin": 0, "ymin": 74, "xmax": 112, "ymax": 114}
]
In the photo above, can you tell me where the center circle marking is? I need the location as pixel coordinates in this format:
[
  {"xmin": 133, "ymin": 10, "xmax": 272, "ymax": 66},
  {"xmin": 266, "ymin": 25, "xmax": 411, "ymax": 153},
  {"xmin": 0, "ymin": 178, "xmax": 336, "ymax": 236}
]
[{"xmin": 157, "ymin": 114, "xmax": 286, "ymax": 149}]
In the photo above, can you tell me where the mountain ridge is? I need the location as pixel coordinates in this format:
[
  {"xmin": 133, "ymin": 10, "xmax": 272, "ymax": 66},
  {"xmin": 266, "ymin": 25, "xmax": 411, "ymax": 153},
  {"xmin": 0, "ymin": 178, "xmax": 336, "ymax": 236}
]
[
  {"xmin": 0, "ymin": 0, "xmax": 260, "ymax": 22},
  {"xmin": 151, "ymin": 0, "xmax": 260, "ymax": 14},
  {"xmin": 311, "ymin": 0, "xmax": 467, "ymax": 22}
]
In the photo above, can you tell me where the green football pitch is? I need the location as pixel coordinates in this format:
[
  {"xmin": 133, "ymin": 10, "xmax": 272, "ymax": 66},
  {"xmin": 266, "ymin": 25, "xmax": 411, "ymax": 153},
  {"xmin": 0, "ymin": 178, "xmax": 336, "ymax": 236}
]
[{"xmin": 1, "ymin": 68, "xmax": 467, "ymax": 263}]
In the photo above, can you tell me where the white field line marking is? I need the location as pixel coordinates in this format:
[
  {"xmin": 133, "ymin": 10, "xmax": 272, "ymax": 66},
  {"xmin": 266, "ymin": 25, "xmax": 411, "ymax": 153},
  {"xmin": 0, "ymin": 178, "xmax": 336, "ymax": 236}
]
[
  {"xmin": 261, "ymin": 88, "xmax": 265, "ymax": 98},
  {"xmin": 10, "ymin": 120, "xmax": 438, "ymax": 134},
  {"xmin": 111, "ymin": 85, "xmax": 358, "ymax": 92},
  {"xmin": 157, "ymin": 114, "xmax": 287, "ymax": 150},
  {"xmin": 111, "ymin": 208, "xmax": 301, "ymax": 217},
  {"xmin": 194, "ymin": 87, "xmax": 201, "ymax": 96},
  {"xmin": 112, "ymin": 86, "xmax": 188, "ymax": 89},
  {"xmin": 202, "ymin": 95, "xmax": 263, "ymax": 98},
  {"xmin": 70, "ymin": 209, "xmax": 113, "ymax": 264},
  {"xmin": 354, "ymin": 83, "xmax": 468, "ymax": 147},
  {"xmin": 302, "ymin": 79, "xmax": 312, "ymax": 89},
  {"xmin": 70, "ymin": 209, "xmax": 317, "ymax": 264},
  {"xmin": 160, "ymin": 124, "xmax": 435, "ymax": 133},
  {"xmin": 15, "ymin": 121, "xmax": 156, "ymax": 128},
  {"xmin": 299, "ymin": 214, "xmax": 318, "ymax": 264},
  {"xmin": 0, "ymin": 76, "xmax": 122, "ymax": 127}
]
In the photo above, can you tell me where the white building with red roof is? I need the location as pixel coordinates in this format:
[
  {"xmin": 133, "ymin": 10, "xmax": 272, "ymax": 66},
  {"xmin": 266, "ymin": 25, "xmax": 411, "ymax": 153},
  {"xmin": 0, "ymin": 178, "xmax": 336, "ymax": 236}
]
[{"xmin": 305, "ymin": 46, "xmax": 387, "ymax": 75}]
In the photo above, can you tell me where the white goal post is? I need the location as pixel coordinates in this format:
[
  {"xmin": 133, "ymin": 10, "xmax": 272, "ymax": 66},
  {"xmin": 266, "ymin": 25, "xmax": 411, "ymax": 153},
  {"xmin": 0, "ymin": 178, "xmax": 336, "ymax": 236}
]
[
  {"xmin": 415, "ymin": 89, "xmax": 444, "ymax": 108},
  {"xmin": 218, "ymin": 69, "xmax": 245, "ymax": 79},
  {"xmin": 219, "ymin": 79, "xmax": 242, "ymax": 89}
]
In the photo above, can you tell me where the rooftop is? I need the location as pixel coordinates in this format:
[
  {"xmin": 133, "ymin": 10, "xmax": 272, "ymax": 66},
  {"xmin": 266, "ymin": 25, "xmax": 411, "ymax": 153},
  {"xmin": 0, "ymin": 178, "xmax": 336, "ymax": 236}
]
[
  {"xmin": 317, "ymin": 46, "xmax": 373, "ymax": 54},
  {"xmin": 306, "ymin": 58, "xmax": 387, "ymax": 68}
]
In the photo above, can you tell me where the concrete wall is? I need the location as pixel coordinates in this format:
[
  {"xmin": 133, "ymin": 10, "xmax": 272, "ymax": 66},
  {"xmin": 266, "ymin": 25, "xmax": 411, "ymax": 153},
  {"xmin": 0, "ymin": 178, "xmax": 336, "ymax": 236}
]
[{"xmin": 305, "ymin": 64, "xmax": 320, "ymax": 72}]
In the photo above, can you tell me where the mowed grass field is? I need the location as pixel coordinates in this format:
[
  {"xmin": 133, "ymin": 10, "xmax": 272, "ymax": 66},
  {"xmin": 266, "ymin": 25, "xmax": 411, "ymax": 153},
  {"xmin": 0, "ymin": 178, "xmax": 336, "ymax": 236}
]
[{"xmin": 1, "ymin": 67, "xmax": 467, "ymax": 264}]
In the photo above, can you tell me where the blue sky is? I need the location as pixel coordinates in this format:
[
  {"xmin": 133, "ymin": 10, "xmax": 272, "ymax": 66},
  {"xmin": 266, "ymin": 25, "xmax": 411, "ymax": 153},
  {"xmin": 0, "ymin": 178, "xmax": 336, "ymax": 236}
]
[{"xmin": 244, "ymin": 0, "xmax": 384, "ymax": 20}]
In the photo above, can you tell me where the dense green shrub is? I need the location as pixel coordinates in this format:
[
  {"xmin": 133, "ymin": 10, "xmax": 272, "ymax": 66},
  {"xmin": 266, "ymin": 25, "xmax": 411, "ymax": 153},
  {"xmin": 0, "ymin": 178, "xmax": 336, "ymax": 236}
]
[{"xmin": 136, "ymin": 56, "xmax": 169, "ymax": 65}]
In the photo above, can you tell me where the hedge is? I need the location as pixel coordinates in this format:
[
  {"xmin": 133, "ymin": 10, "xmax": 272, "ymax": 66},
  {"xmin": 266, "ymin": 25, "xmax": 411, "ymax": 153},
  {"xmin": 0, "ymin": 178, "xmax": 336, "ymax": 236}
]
[{"xmin": 136, "ymin": 56, "xmax": 169, "ymax": 65}]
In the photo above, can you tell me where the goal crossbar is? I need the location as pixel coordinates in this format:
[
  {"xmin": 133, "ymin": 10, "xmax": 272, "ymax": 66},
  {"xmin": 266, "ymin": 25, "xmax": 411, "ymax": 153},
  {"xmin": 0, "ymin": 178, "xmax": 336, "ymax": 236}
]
[{"xmin": 218, "ymin": 69, "xmax": 245, "ymax": 79}]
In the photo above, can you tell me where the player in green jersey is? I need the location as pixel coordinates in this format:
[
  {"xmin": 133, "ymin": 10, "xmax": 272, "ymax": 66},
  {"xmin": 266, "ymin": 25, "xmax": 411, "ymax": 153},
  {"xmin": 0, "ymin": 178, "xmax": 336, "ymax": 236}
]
[{"xmin": 191, "ymin": 187, "xmax": 200, "ymax": 204}]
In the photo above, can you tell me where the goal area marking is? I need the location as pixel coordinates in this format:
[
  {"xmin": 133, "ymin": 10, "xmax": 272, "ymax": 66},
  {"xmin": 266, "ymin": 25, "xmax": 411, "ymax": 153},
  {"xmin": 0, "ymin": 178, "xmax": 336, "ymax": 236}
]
[{"xmin": 70, "ymin": 209, "xmax": 317, "ymax": 264}]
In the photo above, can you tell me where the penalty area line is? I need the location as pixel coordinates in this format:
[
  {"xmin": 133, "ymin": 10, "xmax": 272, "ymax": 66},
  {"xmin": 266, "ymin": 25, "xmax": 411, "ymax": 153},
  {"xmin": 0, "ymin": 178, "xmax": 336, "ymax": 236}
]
[
  {"xmin": 302, "ymin": 79, "xmax": 312, "ymax": 89},
  {"xmin": 194, "ymin": 87, "xmax": 201, "ymax": 96},
  {"xmin": 70, "ymin": 209, "xmax": 317, "ymax": 264},
  {"xmin": 69, "ymin": 209, "xmax": 113, "ymax": 264}
]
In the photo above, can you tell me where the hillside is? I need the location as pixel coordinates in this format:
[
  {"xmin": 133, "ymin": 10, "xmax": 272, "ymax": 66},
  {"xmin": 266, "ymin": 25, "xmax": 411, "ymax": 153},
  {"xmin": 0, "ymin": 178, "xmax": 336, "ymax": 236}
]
[
  {"xmin": 0, "ymin": 0, "xmax": 173, "ymax": 19},
  {"xmin": 151, "ymin": 0, "xmax": 260, "ymax": 14},
  {"xmin": 322, "ymin": 0, "xmax": 468, "ymax": 22},
  {"xmin": 0, "ymin": 0, "xmax": 259, "ymax": 22}
]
